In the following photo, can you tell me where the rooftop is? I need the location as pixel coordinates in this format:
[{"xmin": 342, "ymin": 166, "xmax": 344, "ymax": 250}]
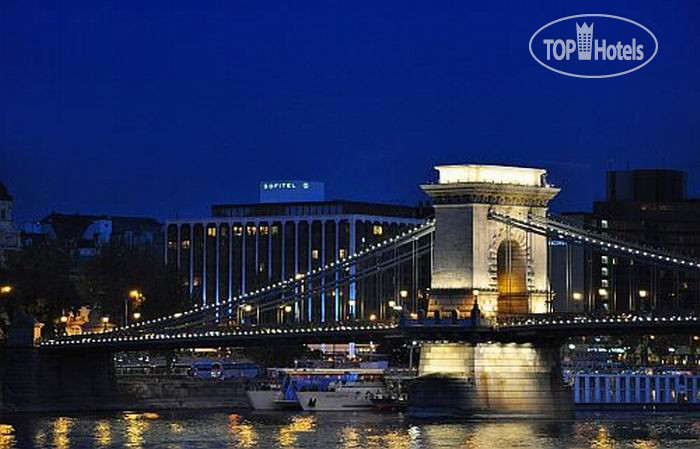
[{"xmin": 434, "ymin": 164, "xmax": 548, "ymax": 187}]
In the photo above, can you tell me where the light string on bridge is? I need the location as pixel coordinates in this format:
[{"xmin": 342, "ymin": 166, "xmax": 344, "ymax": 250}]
[
  {"xmin": 41, "ymin": 321, "xmax": 399, "ymax": 347},
  {"xmin": 488, "ymin": 211, "xmax": 700, "ymax": 269},
  {"xmin": 41, "ymin": 313, "xmax": 700, "ymax": 347}
]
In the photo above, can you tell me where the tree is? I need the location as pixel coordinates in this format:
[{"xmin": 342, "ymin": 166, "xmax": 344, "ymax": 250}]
[
  {"xmin": 83, "ymin": 245, "xmax": 192, "ymax": 325},
  {"xmin": 0, "ymin": 243, "xmax": 82, "ymax": 335}
]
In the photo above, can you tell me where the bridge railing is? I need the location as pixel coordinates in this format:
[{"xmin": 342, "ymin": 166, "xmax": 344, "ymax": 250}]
[{"xmin": 496, "ymin": 312, "xmax": 698, "ymax": 328}]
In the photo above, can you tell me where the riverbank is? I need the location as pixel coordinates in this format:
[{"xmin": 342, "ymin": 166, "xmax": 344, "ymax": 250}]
[{"xmin": 0, "ymin": 376, "xmax": 250, "ymax": 414}]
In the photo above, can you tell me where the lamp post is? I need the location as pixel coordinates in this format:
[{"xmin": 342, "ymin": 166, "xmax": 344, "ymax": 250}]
[
  {"xmin": 59, "ymin": 314, "xmax": 68, "ymax": 336},
  {"xmin": 639, "ymin": 289, "xmax": 648, "ymax": 313},
  {"xmin": 409, "ymin": 340, "xmax": 417, "ymax": 372},
  {"xmin": 126, "ymin": 289, "xmax": 144, "ymax": 326}
]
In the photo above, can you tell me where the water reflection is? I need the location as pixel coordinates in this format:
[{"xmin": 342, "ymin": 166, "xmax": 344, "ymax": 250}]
[
  {"xmin": 0, "ymin": 424, "xmax": 15, "ymax": 449},
  {"xmin": 52, "ymin": 417, "xmax": 73, "ymax": 449},
  {"xmin": 94, "ymin": 421, "xmax": 112, "ymax": 447},
  {"xmin": 228, "ymin": 413, "xmax": 258, "ymax": 448},
  {"xmin": 0, "ymin": 411, "xmax": 696, "ymax": 448},
  {"xmin": 123, "ymin": 412, "xmax": 158, "ymax": 449},
  {"xmin": 278, "ymin": 415, "xmax": 316, "ymax": 447},
  {"xmin": 340, "ymin": 426, "xmax": 360, "ymax": 449}
]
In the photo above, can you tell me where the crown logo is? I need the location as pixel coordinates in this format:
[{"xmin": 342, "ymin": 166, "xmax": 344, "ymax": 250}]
[{"xmin": 576, "ymin": 22, "xmax": 594, "ymax": 60}]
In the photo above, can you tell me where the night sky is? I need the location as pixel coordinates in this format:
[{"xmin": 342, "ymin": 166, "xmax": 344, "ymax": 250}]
[{"xmin": 1, "ymin": 1, "xmax": 699, "ymax": 223}]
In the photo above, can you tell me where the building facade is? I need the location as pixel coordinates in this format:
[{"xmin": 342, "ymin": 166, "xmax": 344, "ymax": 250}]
[
  {"xmin": 165, "ymin": 200, "xmax": 430, "ymax": 321},
  {"xmin": 0, "ymin": 181, "xmax": 21, "ymax": 267},
  {"xmin": 551, "ymin": 169, "xmax": 700, "ymax": 313},
  {"xmin": 26, "ymin": 213, "xmax": 162, "ymax": 259}
]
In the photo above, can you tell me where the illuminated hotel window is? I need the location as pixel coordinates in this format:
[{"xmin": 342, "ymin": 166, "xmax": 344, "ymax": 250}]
[
  {"xmin": 271, "ymin": 225, "xmax": 279, "ymax": 235},
  {"xmin": 233, "ymin": 226, "xmax": 243, "ymax": 236},
  {"xmin": 601, "ymin": 255, "xmax": 608, "ymax": 264},
  {"xmin": 312, "ymin": 249, "xmax": 319, "ymax": 260},
  {"xmin": 181, "ymin": 239, "xmax": 191, "ymax": 249},
  {"xmin": 601, "ymin": 279, "xmax": 609, "ymax": 288},
  {"xmin": 168, "ymin": 240, "xmax": 177, "ymax": 248},
  {"xmin": 207, "ymin": 227, "xmax": 217, "ymax": 237},
  {"xmin": 193, "ymin": 276, "xmax": 201, "ymax": 287},
  {"xmin": 373, "ymin": 225, "xmax": 383, "ymax": 236},
  {"xmin": 339, "ymin": 248, "xmax": 347, "ymax": 258},
  {"xmin": 260, "ymin": 225, "xmax": 269, "ymax": 235},
  {"xmin": 601, "ymin": 267, "xmax": 609, "ymax": 276},
  {"xmin": 246, "ymin": 225, "xmax": 257, "ymax": 236},
  {"xmin": 601, "ymin": 219, "xmax": 609, "ymax": 229}
]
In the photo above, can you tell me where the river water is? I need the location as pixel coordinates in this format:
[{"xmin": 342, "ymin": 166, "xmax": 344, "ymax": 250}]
[{"xmin": 0, "ymin": 410, "xmax": 699, "ymax": 448}]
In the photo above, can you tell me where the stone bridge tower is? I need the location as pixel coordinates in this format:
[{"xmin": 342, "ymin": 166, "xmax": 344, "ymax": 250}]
[{"xmin": 421, "ymin": 164, "xmax": 560, "ymax": 318}]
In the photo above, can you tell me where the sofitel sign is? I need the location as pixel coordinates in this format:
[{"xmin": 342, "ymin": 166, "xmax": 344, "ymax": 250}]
[
  {"xmin": 261, "ymin": 181, "xmax": 311, "ymax": 190},
  {"xmin": 529, "ymin": 14, "xmax": 658, "ymax": 78}
]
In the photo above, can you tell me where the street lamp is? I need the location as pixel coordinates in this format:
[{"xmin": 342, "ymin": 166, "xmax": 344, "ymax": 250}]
[
  {"xmin": 102, "ymin": 316, "xmax": 109, "ymax": 331},
  {"xmin": 126, "ymin": 289, "xmax": 144, "ymax": 326},
  {"xmin": 132, "ymin": 312, "xmax": 141, "ymax": 320}
]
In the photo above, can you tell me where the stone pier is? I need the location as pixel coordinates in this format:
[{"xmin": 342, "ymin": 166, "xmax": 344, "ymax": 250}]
[{"xmin": 409, "ymin": 342, "xmax": 572, "ymax": 417}]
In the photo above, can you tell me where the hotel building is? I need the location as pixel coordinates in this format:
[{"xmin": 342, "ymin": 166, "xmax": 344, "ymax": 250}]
[{"xmin": 165, "ymin": 181, "xmax": 431, "ymax": 321}]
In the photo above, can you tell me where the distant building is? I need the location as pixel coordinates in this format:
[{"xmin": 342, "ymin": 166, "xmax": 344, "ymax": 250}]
[
  {"xmin": 165, "ymin": 185, "xmax": 432, "ymax": 321},
  {"xmin": 551, "ymin": 169, "xmax": 700, "ymax": 313},
  {"xmin": 0, "ymin": 181, "xmax": 21, "ymax": 267},
  {"xmin": 27, "ymin": 213, "xmax": 162, "ymax": 258}
]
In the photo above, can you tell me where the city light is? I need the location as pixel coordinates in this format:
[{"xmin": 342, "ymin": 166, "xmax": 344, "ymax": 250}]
[
  {"xmin": 638, "ymin": 289, "xmax": 648, "ymax": 298},
  {"xmin": 60, "ymin": 315, "xmax": 68, "ymax": 323},
  {"xmin": 132, "ymin": 312, "xmax": 141, "ymax": 320},
  {"xmin": 102, "ymin": 317, "xmax": 109, "ymax": 323},
  {"xmin": 284, "ymin": 305, "xmax": 292, "ymax": 313},
  {"xmin": 399, "ymin": 290, "xmax": 408, "ymax": 298},
  {"xmin": 0, "ymin": 285, "xmax": 12, "ymax": 294},
  {"xmin": 369, "ymin": 314, "xmax": 377, "ymax": 321},
  {"xmin": 572, "ymin": 292, "xmax": 583, "ymax": 300},
  {"xmin": 388, "ymin": 300, "xmax": 396, "ymax": 308}
]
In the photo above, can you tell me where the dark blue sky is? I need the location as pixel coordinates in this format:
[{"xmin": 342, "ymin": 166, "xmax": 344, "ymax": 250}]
[{"xmin": 1, "ymin": 1, "xmax": 699, "ymax": 223}]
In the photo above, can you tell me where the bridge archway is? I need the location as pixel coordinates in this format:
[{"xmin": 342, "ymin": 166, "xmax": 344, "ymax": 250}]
[
  {"xmin": 421, "ymin": 164, "xmax": 560, "ymax": 318},
  {"xmin": 497, "ymin": 239, "xmax": 528, "ymax": 315}
]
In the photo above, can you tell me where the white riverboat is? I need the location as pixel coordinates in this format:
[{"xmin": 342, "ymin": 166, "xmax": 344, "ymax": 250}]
[
  {"xmin": 295, "ymin": 368, "xmax": 387, "ymax": 411},
  {"xmin": 246, "ymin": 368, "xmax": 302, "ymax": 410}
]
